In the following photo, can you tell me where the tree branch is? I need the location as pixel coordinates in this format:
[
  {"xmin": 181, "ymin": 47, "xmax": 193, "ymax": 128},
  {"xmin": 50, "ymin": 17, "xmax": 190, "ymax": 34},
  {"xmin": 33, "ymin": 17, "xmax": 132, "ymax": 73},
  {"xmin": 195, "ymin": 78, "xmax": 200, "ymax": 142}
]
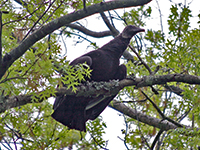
[
  {"xmin": 122, "ymin": 73, "xmax": 200, "ymax": 88},
  {"xmin": 164, "ymin": 85, "xmax": 184, "ymax": 97},
  {"xmin": 109, "ymin": 100, "xmax": 177, "ymax": 131},
  {"xmin": 67, "ymin": 23, "xmax": 112, "ymax": 38},
  {"xmin": 109, "ymin": 100, "xmax": 200, "ymax": 134},
  {"xmin": 1, "ymin": 73, "xmax": 200, "ymax": 113},
  {"xmin": 129, "ymin": 45, "xmax": 153, "ymax": 74},
  {"xmin": 150, "ymin": 130, "xmax": 164, "ymax": 150},
  {"xmin": 100, "ymin": 11, "xmax": 119, "ymax": 37}
]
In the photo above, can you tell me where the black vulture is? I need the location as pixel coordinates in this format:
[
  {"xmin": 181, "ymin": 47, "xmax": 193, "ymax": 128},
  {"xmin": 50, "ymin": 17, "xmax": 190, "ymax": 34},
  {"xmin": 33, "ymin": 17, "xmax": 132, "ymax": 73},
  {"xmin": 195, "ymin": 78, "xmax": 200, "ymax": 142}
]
[{"xmin": 52, "ymin": 25, "xmax": 145, "ymax": 131}]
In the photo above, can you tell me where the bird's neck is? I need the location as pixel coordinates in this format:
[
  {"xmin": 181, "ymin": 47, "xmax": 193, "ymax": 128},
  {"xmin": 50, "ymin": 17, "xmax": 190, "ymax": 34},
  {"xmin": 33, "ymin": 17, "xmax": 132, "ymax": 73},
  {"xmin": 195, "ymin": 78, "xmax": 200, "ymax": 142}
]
[{"xmin": 100, "ymin": 35, "xmax": 131, "ymax": 59}]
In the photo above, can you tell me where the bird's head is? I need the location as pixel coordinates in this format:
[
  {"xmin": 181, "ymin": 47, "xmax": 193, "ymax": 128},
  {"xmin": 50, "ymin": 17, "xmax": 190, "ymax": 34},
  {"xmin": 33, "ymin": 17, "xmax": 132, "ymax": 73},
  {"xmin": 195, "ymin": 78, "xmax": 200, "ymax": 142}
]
[{"xmin": 121, "ymin": 25, "xmax": 145, "ymax": 39}]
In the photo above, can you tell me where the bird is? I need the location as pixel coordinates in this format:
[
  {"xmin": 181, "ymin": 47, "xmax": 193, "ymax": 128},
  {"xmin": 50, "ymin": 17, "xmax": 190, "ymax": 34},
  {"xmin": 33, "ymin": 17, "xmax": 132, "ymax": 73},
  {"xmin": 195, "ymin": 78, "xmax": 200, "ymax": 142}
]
[{"xmin": 51, "ymin": 25, "xmax": 145, "ymax": 131}]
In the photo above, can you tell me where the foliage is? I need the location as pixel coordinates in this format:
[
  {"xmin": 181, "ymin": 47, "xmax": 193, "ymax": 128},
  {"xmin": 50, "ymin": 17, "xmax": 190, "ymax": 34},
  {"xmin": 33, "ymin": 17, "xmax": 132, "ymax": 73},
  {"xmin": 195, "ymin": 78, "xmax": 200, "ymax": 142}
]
[
  {"xmin": 61, "ymin": 63, "xmax": 92, "ymax": 92},
  {"xmin": 0, "ymin": 0, "xmax": 199, "ymax": 149},
  {"xmin": 122, "ymin": 2, "xmax": 200, "ymax": 149}
]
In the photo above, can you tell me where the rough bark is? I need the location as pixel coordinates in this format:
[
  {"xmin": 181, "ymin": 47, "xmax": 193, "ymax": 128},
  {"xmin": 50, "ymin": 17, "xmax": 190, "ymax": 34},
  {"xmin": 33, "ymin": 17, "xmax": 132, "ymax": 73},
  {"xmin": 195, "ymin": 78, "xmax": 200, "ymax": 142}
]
[
  {"xmin": 1, "ymin": 73, "xmax": 200, "ymax": 113},
  {"xmin": 109, "ymin": 100, "xmax": 178, "ymax": 131}
]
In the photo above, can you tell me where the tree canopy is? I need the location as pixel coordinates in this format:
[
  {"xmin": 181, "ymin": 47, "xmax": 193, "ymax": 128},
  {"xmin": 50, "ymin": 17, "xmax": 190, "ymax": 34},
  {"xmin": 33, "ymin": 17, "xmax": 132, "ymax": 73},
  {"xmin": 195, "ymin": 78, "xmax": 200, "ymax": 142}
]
[{"xmin": 0, "ymin": 0, "xmax": 199, "ymax": 149}]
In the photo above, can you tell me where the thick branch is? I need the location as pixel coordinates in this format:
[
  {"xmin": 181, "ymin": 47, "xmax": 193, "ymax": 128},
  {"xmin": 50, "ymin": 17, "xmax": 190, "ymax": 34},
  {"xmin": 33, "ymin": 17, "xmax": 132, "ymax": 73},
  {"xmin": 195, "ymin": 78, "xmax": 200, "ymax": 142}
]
[
  {"xmin": 1, "ymin": 73, "xmax": 200, "ymax": 113},
  {"xmin": 109, "ymin": 100, "xmax": 177, "ymax": 131},
  {"xmin": 120, "ymin": 73, "xmax": 200, "ymax": 88},
  {"xmin": 0, "ymin": 0, "xmax": 151, "ymax": 79}
]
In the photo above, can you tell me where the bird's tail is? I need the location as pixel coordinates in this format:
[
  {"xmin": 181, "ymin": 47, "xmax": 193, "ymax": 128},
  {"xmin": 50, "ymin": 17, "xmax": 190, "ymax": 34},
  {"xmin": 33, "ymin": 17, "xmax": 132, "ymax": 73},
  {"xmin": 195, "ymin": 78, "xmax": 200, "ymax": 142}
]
[
  {"xmin": 51, "ymin": 95, "xmax": 117, "ymax": 131},
  {"xmin": 51, "ymin": 95, "xmax": 89, "ymax": 132},
  {"xmin": 85, "ymin": 95, "xmax": 117, "ymax": 121}
]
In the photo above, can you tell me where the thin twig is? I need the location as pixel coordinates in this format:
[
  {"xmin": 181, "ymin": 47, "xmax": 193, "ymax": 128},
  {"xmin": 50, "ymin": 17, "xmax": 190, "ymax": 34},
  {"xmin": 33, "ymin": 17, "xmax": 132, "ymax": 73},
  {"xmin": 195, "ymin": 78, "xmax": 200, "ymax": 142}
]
[
  {"xmin": 2, "ymin": 137, "xmax": 14, "ymax": 150},
  {"xmin": 3, "ymin": 4, "xmax": 43, "ymax": 26},
  {"xmin": 128, "ymin": 44, "xmax": 159, "ymax": 94},
  {"xmin": 107, "ymin": 10, "xmax": 115, "ymax": 28},
  {"xmin": 64, "ymin": 31, "xmax": 97, "ymax": 47},
  {"xmin": 141, "ymin": 90, "xmax": 183, "ymax": 128},
  {"xmin": 128, "ymin": 45, "xmax": 152, "ymax": 74},
  {"xmin": 100, "ymin": 11, "xmax": 119, "ymax": 37},
  {"xmin": 156, "ymin": 0, "xmax": 164, "ymax": 33},
  {"xmin": 89, "ymin": 132, "xmax": 109, "ymax": 150},
  {"xmin": 21, "ymin": 0, "xmax": 57, "ymax": 41},
  {"xmin": 122, "ymin": 114, "xmax": 130, "ymax": 150},
  {"xmin": 133, "ymin": 98, "xmax": 151, "ymax": 149},
  {"xmin": 150, "ymin": 130, "xmax": 163, "ymax": 150},
  {"xmin": 120, "ymin": 99, "xmax": 147, "ymax": 103},
  {"xmin": 113, "ymin": 9, "xmax": 128, "ymax": 25},
  {"xmin": 43, "ymin": 1, "xmax": 63, "ymax": 25},
  {"xmin": 177, "ymin": 108, "xmax": 191, "ymax": 122}
]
